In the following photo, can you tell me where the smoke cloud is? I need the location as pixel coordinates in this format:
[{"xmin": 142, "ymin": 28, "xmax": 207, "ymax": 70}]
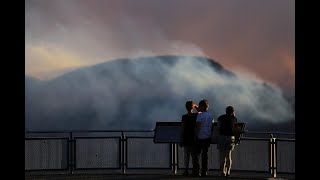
[
  {"xmin": 25, "ymin": 0, "xmax": 294, "ymax": 132},
  {"xmin": 25, "ymin": 55, "xmax": 294, "ymax": 132},
  {"xmin": 25, "ymin": 0, "xmax": 295, "ymax": 95}
]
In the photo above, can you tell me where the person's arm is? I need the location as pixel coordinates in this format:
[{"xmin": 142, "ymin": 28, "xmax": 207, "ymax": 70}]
[
  {"xmin": 210, "ymin": 116, "xmax": 214, "ymax": 134},
  {"xmin": 180, "ymin": 117, "xmax": 185, "ymax": 146},
  {"xmin": 232, "ymin": 117, "xmax": 238, "ymax": 136},
  {"xmin": 195, "ymin": 122, "xmax": 201, "ymax": 136},
  {"xmin": 195, "ymin": 122, "xmax": 201, "ymax": 142},
  {"xmin": 194, "ymin": 105, "xmax": 199, "ymax": 112},
  {"xmin": 232, "ymin": 117, "xmax": 238, "ymax": 128},
  {"xmin": 217, "ymin": 117, "xmax": 221, "ymax": 134},
  {"xmin": 180, "ymin": 122, "xmax": 185, "ymax": 140},
  {"xmin": 194, "ymin": 115, "xmax": 201, "ymax": 141}
]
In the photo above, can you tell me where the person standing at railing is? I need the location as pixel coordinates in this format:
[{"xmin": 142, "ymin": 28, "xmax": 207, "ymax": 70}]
[
  {"xmin": 192, "ymin": 99, "xmax": 213, "ymax": 177},
  {"xmin": 217, "ymin": 106, "xmax": 238, "ymax": 177},
  {"xmin": 179, "ymin": 100, "xmax": 199, "ymax": 176}
]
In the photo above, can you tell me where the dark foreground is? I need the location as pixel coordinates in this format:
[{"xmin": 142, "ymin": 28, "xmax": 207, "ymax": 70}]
[{"xmin": 25, "ymin": 172, "xmax": 295, "ymax": 180}]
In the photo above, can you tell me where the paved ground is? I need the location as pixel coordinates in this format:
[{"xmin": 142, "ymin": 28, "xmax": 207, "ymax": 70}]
[{"xmin": 25, "ymin": 172, "xmax": 295, "ymax": 180}]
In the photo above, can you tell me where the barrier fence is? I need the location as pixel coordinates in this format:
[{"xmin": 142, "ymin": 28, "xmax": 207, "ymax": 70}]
[{"xmin": 25, "ymin": 130, "xmax": 295, "ymax": 177}]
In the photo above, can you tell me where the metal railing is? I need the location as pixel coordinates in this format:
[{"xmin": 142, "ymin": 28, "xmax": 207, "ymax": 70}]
[{"xmin": 25, "ymin": 130, "xmax": 295, "ymax": 177}]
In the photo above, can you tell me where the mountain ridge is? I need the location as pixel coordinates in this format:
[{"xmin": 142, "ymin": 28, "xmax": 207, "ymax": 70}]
[{"xmin": 25, "ymin": 55, "xmax": 294, "ymax": 132}]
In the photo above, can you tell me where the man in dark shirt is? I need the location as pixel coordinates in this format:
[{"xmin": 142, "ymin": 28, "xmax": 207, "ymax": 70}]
[
  {"xmin": 217, "ymin": 106, "xmax": 238, "ymax": 177},
  {"xmin": 180, "ymin": 100, "xmax": 198, "ymax": 176}
]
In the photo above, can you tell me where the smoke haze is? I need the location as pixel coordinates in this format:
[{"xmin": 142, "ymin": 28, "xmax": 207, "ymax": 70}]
[
  {"xmin": 25, "ymin": 56, "xmax": 294, "ymax": 132},
  {"xmin": 25, "ymin": 0, "xmax": 295, "ymax": 95}
]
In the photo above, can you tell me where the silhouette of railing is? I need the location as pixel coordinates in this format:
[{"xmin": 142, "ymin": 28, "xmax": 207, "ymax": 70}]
[{"xmin": 25, "ymin": 130, "xmax": 295, "ymax": 178}]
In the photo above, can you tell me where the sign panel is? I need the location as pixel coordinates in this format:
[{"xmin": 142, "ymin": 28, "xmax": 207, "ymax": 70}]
[
  {"xmin": 154, "ymin": 121, "xmax": 246, "ymax": 144},
  {"xmin": 153, "ymin": 122, "xmax": 181, "ymax": 143}
]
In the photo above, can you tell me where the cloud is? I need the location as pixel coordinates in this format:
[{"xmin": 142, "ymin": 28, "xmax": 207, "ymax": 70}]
[
  {"xmin": 25, "ymin": 0, "xmax": 294, "ymax": 94},
  {"xmin": 166, "ymin": 57, "xmax": 294, "ymax": 123},
  {"xmin": 25, "ymin": 43, "xmax": 90, "ymax": 79},
  {"xmin": 25, "ymin": 56, "xmax": 294, "ymax": 131},
  {"xmin": 281, "ymin": 52, "xmax": 295, "ymax": 77}
]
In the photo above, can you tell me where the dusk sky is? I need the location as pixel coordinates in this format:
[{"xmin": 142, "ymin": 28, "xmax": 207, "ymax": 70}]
[{"xmin": 25, "ymin": 0, "xmax": 295, "ymax": 95}]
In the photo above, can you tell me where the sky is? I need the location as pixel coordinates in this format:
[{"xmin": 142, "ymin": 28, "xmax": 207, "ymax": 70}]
[{"xmin": 25, "ymin": 0, "xmax": 295, "ymax": 96}]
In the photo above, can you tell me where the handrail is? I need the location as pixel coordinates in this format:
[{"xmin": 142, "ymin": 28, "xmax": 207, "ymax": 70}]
[
  {"xmin": 245, "ymin": 131, "xmax": 295, "ymax": 135},
  {"xmin": 25, "ymin": 130, "xmax": 155, "ymax": 133},
  {"xmin": 25, "ymin": 130, "xmax": 294, "ymax": 135},
  {"xmin": 25, "ymin": 130, "xmax": 295, "ymax": 176}
]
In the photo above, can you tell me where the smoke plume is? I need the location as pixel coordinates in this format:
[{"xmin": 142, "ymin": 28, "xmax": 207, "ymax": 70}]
[{"xmin": 25, "ymin": 55, "xmax": 294, "ymax": 131}]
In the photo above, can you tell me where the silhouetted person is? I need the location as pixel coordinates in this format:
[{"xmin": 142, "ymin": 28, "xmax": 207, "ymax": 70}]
[
  {"xmin": 192, "ymin": 99, "xmax": 213, "ymax": 177},
  {"xmin": 217, "ymin": 106, "xmax": 238, "ymax": 177},
  {"xmin": 180, "ymin": 100, "xmax": 198, "ymax": 176}
]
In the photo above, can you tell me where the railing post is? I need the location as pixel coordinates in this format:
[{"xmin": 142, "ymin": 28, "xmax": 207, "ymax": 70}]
[
  {"xmin": 121, "ymin": 132, "xmax": 126, "ymax": 174},
  {"xmin": 171, "ymin": 143, "xmax": 174, "ymax": 174},
  {"xmin": 69, "ymin": 132, "xmax": 74, "ymax": 175},
  {"xmin": 270, "ymin": 134, "xmax": 277, "ymax": 178},
  {"xmin": 272, "ymin": 137, "xmax": 277, "ymax": 178},
  {"xmin": 174, "ymin": 143, "xmax": 178, "ymax": 175}
]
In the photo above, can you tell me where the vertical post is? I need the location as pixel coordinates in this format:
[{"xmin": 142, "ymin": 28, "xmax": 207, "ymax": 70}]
[
  {"xmin": 270, "ymin": 134, "xmax": 276, "ymax": 178},
  {"xmin": 270, "ymin": 134, "xmax": 273, "ymax": 176},
  {"xmin": 174, "ymin": 143, "xmax": 178, "ymax": 175},
  {"xmin": 272, "ymin": 137, "xmax": 277, "ymax": 178},
  {"xmin": 69, "ymin": 132, "xmax": 74, "ymax": 174},
  {"xmin": 121, "ymin": 132, "xmax": 126, "ymax": 174},
  {"xmin": 171, "ymin": 143, "xmax": 174, "ymax": 174}
]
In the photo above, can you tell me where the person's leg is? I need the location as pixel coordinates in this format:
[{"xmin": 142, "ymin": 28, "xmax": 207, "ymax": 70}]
[
  {"xmin": 183, "ymin": 146, "xmax": 191, "ymax": 175},
  {"xmin": 218, "ymin": 136, "xmax": 226, "ymax": 176},
  {"xmin": 192, "ymin": 141, "xmax": 200, "ymax": 176},
  {"xmin": 183, "ymin": 146, "xmax": 189, "ymax": 175},
  {"xmin": 225, "ymin": 144, "xmax": 235, "ymax": 176},
  {"xmin": 219, "ymin": 146, "xmax": 226, "ymax": 176},
  {"xmin": 201, "ymin": 138, "xmax": 210, "ymax": 176}
]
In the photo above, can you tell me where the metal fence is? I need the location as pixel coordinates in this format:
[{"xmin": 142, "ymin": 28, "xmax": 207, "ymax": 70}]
[
  {"xmin": 25, "ymin": 131, "xmax": 295, "ymax": 177},
  {"xmin": 74, "ymin": 137, "xmax": 121, "ymax": 170},
  {"xmin": 25, "ymin": 138, "xmax": 69, "ymax": 171},
  {"xmin": 276, "ymin": 139, "xmax": 295, "ymax": 173}
]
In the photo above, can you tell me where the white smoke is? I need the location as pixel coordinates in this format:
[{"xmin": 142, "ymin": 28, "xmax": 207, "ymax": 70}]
[
  {"xmin": 25, "ymin": 1, "xmax": 294, "ymax": 131},
  {"xmin": 25, "ymin": 55, "xmax": 294, "ymax": 131},
  {"xmin": 166, "ymin": 56, "xmax": 294, "ymax": 123}
]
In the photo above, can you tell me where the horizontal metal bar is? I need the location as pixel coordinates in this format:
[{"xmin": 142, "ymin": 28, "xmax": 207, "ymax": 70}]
[
  {"xmin": 73, "ymin": 136, "xmax": 122, "ymax": 139},
  {"xmin": 26, "ymin": 130, "xmax": 155, "ymax": 133},
  {"xmin": 275, "ymin": 138, "xmax": 295, "ymax": 142},
  {"xmin": 245, "ymin": 132, "xmax": 295, "ymax": 135},
  {"xmin": 241, "ymin": 137, "xmax": 271, "ymax": 141},
  {"xmin": 25, "ymin": 168, "xmax": 69, "ymax": 171},
  {"xmin": 25, "ymin": 137, "xmax": 69, "ymax": 140},
  {"xmin": 74, "ymin": 167, "xmax": 121, "ymax": 170},
  {"xmin": 26, "ymin": 130, "xmax": 294, "ymax": 135},
  {"xmin": 125, "ymin": 167, "xmax": 172, "ymax": 170},
  {"xmin": 126, "ymin": 136, "xmax": 154, "ymax": 139}
]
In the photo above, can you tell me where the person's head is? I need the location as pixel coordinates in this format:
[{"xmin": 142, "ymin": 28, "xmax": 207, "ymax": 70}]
[
  {"xmin": 226, "ymin": 106, "xmax": 235, "ymax": 115},
  {"xmin": 198, "ymin": 99, "xmax": 209, "ymax": 112},
  {"xmin": 185, "ymin": 100, "xmax": 195, "ymax": 112}
]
